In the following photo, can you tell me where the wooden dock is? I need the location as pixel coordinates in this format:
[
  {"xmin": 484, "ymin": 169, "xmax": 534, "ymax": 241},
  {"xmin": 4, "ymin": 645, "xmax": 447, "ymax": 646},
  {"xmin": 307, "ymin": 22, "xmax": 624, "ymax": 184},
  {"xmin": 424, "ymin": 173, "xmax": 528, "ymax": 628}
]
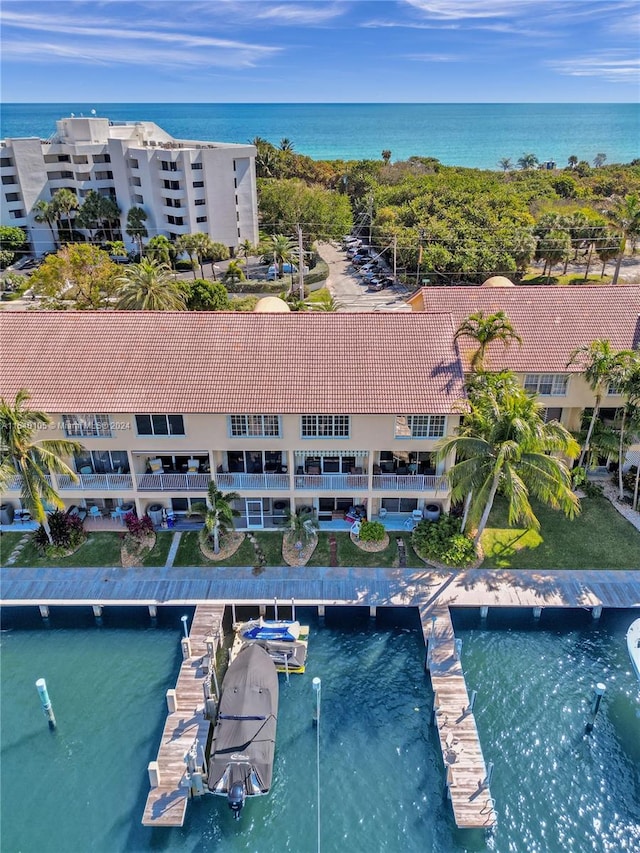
[
  {"xmin": 142, "ymin": 602, "xmax": 225, "ymax": 827},
  {"xmin": 420, "ymin": 603, "xmax": 497, "ymax": 829}
]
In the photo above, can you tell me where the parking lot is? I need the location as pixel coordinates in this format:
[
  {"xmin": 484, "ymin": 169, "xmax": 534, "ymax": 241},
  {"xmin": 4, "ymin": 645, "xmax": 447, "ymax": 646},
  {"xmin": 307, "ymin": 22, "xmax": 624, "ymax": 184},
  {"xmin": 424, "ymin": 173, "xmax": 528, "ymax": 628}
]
[{"xmin": 317, "ymin": 241, "xmax": 411, "ymax": 312}]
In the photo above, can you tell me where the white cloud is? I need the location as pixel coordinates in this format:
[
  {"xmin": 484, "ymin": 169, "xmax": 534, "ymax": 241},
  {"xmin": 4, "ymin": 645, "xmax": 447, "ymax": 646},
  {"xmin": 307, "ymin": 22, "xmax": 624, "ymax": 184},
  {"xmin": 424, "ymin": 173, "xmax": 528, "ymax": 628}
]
[
  {"xmin": 406, "ymin": 53, "xmax": 462, "ymax": 62},
  {"xmin": 402, "ymin": 0, "xmax": 540, "ymax": 20},
  {"xmin": 547, "ymin": 51, "xmax": 640, "ymax": 83},
  {"xmin": 253, "ymin": 3, "xmax": 347, "ymax": 24}
]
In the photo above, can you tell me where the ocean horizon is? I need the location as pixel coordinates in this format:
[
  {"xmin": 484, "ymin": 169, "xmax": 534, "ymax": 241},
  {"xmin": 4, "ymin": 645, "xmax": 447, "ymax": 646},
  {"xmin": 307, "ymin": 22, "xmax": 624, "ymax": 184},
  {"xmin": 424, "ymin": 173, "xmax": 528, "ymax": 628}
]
[{"xmin": 2, "ymin": 102, "xmax": 639, "ymax": 170}]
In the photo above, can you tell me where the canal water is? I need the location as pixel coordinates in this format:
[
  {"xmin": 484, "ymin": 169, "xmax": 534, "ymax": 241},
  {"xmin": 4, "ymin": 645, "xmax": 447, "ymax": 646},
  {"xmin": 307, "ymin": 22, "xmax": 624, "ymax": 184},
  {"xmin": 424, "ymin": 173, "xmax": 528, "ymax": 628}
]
[{"xmin": 1, "ymin": 606, "xmax": 638, "ymax": 853}]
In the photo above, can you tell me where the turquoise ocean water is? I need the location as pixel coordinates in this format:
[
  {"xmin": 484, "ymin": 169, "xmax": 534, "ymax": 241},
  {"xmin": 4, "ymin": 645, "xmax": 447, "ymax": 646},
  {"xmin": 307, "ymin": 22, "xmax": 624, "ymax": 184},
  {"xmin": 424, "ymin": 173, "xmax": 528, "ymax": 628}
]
[
  {"xmin": 2, "ymin": 103, "xmax": 638, "ymax": 169},
  {"xmin": 1, "ymin": 606, "xmax": 639, "ymax": 853}
]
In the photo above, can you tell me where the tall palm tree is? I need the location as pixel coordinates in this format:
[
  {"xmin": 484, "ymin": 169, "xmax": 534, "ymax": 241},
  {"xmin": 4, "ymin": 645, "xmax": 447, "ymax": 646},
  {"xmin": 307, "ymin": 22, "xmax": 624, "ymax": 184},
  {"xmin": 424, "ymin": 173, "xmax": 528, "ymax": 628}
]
[
  {"xmin": 268, "ymin": 234, "xmax": 297, "ymax": 279},
  {"xmin": 381, "ymin": 149, "xmax": 392, "ymax": 164},
  {"xmin": 33, "ymin": 199, "xmax": 58, "ymax": 250},
  {"xmin": 454, "ymin": 311, "xmax": 522, "ymax": 373},
  {"xmin": 99, "ymin": 196, "xmax": 121, "ymax": 242},
  {"xmin": 279, "ymin": 138, "xmax": 294, "ymax": 152},
  {"xmin": 536, "ymin": 229, "xmax": 571, "ymax": 282},
  {"xmin": 75, "ymin": 189, "xmax": 104, "ymax": 244},
  {"xmin": 610, "ymin": 351, "xmax": 640, "ymax": 499},
  {"xmin": 51, "ymin": 188, "xmax": 78, "ymax": 243},
  {"xmin": 115, "ymin": 259, "xmax": 186, "ymax": 310},
  {"xmin": 285, "ymin": 508, "xmax": 318, "ymax": 547},
  {"xmin": 190, "ymin": 482, "xmax": 241, "ymax": 554},
  {"xmin": 238, "ymin": 238, "xmax": 255, "ymax": 277},
  {"xmin": 176, "ymin": 233, "xmax": 199, "ymax": 279},
  {"xmin": 567, "ymin": 339, "xmax": 633, "ymax": 468},
  {"xmin": 568, "ymin": 155, "xmax": 578, "ymax": 169},
  {"xmin": 0, "ymin": 390, "xmax": 83, "ymax": 543},
  {"xmin": 605, "ymin": 194, "xmax": 640, "ymax": 285},
  {"xmin": 436, "ymin": 380, "xmax": 580, "ymax": 547},
  {"xmin": 125, "ymin": 206, "xmax": 148, "ymax": 258},
  {"xmin": 517, "ymin": 153, "xmax": 539, "ymax": 171},
  {"xmin": 497, "ymin": 157, "xmax": 512, "ymax": 174}
]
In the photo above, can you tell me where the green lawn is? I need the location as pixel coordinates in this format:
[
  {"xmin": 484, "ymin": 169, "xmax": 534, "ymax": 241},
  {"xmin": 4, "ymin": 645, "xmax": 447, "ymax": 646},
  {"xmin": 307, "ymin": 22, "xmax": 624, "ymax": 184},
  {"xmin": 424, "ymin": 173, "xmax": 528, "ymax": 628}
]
[
  {"xmin": 481, "ymin": 495, "xmax": 640, "ymax": 569},
  {"xmin": 12, "ymin": 532, "xmax": 124, "ymax": 567},
  {"xmin": 172, "ymin": 531, "xmax": 258, "ymax": 567},
  {"xmin": 0, "ymin": 532, "xmax": 26, "ymax": 565},
  {"xmin": 306, "ymin": 533, "xmax": 332, "ymax": 566},
  {"xmin": 142, "ymin": 532, "xmax": 173, "ymax": 567}
]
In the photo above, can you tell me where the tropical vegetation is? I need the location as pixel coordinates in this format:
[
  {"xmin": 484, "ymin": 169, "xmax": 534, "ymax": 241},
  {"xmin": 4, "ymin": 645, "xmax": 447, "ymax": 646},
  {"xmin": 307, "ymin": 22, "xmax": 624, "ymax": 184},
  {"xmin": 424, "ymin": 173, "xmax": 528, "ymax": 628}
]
[
  {"xmin": 29, "ymin": 243, "xmax": 120, "ymax": 309},
  {"xmin": 115, "ymin": 258, "xmax": 187, "ymax": 310},
  {"xmin": 190, "ymin": 482, "xmax": 240, "ymax": 554},
  {"xmin": 0, "ymin": 390, "xmax": 83, "ymax": 543}
]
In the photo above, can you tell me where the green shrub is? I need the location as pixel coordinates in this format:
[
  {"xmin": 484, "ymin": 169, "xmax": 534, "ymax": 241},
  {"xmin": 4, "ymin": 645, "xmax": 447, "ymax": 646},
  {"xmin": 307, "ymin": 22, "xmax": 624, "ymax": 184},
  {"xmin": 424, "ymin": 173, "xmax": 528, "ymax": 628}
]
[
  {"xmin": 33, "ymin": 510, "xmax": 85, "ymax": 554},
  {"xmin": 359, "ymin": 520, "xmax": 385, "ymax": 542},
  {"xmin": 411, "ymin": 514, "xmax": 476, "ymax": 567},
  {"xmin": 175, "ymin": 259, "xmax": 195, "ymax": 271}
]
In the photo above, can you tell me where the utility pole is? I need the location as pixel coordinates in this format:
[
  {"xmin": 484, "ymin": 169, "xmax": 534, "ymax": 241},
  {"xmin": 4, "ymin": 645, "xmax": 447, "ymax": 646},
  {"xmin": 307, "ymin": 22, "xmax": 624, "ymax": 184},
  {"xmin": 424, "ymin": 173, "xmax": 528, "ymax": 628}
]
[
  {"xmin": 367, "ymin": 195, "xmax": 374, "ymax": 244},
  {"xmin": 416, "ymin": 229, "xmax": 426, "ymax": 289},
  {"xmin": 297, "ymin": 225, "xmax": 305, "ymax": 301},
  {"xmin": 393, "ymin": 235, "xmax": 397, "ymax": 280}
]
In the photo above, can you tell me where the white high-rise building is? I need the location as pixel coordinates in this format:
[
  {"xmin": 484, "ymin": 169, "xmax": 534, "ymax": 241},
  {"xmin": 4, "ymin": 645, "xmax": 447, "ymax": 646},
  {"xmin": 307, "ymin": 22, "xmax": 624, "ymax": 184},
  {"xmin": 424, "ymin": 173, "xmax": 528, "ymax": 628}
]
[{"xmin": 0, "ymin": 115, "xmax": 258, "ymax": 256}]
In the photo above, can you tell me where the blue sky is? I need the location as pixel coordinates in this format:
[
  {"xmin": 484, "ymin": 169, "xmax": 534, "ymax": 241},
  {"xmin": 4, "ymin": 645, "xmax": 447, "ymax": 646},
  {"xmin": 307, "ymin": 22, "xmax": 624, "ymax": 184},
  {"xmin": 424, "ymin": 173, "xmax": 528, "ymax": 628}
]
[{"xmin": 1, "ymin": 0, "xmax": 639, "ymax": 103}]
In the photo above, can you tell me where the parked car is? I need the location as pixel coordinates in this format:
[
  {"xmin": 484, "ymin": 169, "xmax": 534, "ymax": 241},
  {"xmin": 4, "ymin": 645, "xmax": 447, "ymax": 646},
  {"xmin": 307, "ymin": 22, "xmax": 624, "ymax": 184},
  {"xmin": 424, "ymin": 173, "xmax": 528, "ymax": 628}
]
[{"xmin": 267, "ymin": 262, "xmax": 298, "ymax": 280}]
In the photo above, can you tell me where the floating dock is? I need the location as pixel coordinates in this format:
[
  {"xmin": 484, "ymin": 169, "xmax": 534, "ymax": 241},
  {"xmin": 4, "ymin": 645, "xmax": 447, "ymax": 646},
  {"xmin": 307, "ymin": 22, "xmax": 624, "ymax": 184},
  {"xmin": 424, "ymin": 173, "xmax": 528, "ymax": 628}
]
[
  {"xmin": 421, "ymin": 603, "xmax": 496, "ymax": 829},
  {"xmin": 142, "ymin": 603, "xmax": 225, "ymax": 827}
]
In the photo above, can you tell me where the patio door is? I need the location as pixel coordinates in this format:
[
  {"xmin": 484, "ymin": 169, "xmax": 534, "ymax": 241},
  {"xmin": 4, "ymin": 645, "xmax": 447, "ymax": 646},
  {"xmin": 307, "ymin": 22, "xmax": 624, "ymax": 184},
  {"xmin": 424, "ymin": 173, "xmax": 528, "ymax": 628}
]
[{"xmin": 245, "ymin": 498, "xmax": 264, "ymax": 529}]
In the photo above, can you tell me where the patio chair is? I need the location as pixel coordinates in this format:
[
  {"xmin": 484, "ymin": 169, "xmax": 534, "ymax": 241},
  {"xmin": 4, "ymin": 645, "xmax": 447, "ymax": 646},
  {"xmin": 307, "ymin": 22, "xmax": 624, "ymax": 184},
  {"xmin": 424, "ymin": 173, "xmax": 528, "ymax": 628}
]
[
  {"xmin": 187, "ymin": 459, "xmax": 200, "ymax": 473},
  {"xmin": 148, "ymin": 458, "xmax": 163, "ymax": 473},
  {"xmin": 88, "ymin": 505, "xmax": 103, "ymax": 520}
]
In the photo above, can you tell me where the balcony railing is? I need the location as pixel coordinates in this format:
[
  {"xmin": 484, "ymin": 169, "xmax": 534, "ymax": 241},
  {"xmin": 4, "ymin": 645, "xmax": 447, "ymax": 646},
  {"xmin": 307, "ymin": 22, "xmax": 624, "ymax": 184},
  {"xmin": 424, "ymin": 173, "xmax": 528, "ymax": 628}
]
[
  {"xmin": 294, "ymin": 474, "xmax": 368, "ymax": 491},
  {"xmin": 136, "ymin": 472, "xmax": 211, "ymax": 491},
  {"xmin": 6, "ymin": 474, "xmax": 52, "ymax": 490},
  {"xmin": 372, "ymin": 474, "xmax": 444, "ymax": 491},
  {"xmin": 217, "ymin": 473, "xmax": 290, "ymax": 490},
  {"xmin": 58, "ymin": 473, "xmax": 133, "ymax": 491}
]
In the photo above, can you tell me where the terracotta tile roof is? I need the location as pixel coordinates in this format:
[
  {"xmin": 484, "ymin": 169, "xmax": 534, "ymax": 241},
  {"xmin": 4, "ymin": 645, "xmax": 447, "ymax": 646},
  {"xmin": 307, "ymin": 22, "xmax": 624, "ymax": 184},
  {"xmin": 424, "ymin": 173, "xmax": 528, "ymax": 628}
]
[
  {"xmin": 0, "ymin": 311, "xmax": 465, "ymax": 414},
  {"xmin": 413, "ymin": 286, "xmax": 640, "ymax": 372}
]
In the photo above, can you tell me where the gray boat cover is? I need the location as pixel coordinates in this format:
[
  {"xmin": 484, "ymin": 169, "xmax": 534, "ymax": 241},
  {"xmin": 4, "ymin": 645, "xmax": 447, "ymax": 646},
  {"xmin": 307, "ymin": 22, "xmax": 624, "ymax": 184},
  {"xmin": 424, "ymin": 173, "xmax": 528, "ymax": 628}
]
[{"xmin": 207, "ymin": 643, "xmax": 279, "ymax": 795}]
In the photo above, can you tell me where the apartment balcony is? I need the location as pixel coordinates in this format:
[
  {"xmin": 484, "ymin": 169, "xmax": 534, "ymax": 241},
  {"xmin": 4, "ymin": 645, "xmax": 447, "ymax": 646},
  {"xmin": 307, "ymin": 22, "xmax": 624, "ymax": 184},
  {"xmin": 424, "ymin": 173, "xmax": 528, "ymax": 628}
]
[
  {"xmin": 295, "ymin": 474, "xmax": 368, "ymax": 491},
  {"xmin": 57, "ymin": 473, "xmax": 133, "ymax": 491},
  {"xmin": 372, "ymin": 474, "xmax": 445, "ymax": 491},
  {"xmin": 217, "ymin": 472, "xmax": 289, "ymax": 491},
  {"xmin": 5, "ymin": 474, "xmax": 52, "ymax": 490},
  {"xmin": 136, "ymin": 472, "xmax": 211, "ymax": 491}
]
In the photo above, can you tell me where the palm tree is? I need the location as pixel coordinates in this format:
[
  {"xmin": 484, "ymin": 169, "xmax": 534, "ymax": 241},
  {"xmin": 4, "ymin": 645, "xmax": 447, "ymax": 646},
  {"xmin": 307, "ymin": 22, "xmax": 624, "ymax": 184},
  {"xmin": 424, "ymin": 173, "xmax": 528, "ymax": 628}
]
[
  {"xmin": 497, "ymin": 157, "xmax": 512, "ymax": 174},
  {"xmin": 453, "ymin": 311, "xmax": 522, "ymax": 373},
  {"xmin": 436, "ymin": 380, "xmax": 580, "ymax": 547},
  {"xmin": 381, "ymin": 150, "xmax": 392, "ymax": 164},
  {"xmin": 190, "ymin": 482, "xmax": 240, "ymax": 554},
  {"xmin": 146, "ymin": 235, "xmax": 174, "ymax": 267},
  {"xmin": 238, "ymin": 239, "xmax": 255, "ymax": 277},
  {"xmin": 99, "ymin": 196, "xmax": 121, "ymax": 242},
  {"xmin": 51, "ymin": 188, "xmax": 78, "ymax": 243},
  {"xmin": 176, "ymin": 233, "xmax": 199, "ymax": 279},
  {"xmin": 610, "ymin": 351, "xmax": 640, "ymax": 499},
  {"xmin": 279, "ymin": 138, "xmax": 294, "ymax": 152},
  {"xmin": 604, "ymin": 194, "xmax": 640, "ymax": 285},
  {"xmin": 536, "ymin": 229, "xmax": 571, "ymax": 283},
  {"xmin": 125, "ymin": 206, "xmax": 148, "ymax": 258},
  {"xmin": 593, "ymin": 153, "xmax": 607, "ymax": 168},
  {"xmin": 0, "ymin": 390, "xmax": 83, "ymax": 543},
  {"xmin": 285, "ymin": 508, "xmax": 318, "ymax": 547},
  {"xmin": 115, "ymin": 259, "xmax": 186, "ymax": 310},
  {"xmin": 568, "ymin": 155, "xmax": 578, "ymax": 169},
  {"xmin": 76, "ymin": 189, "xmax": 104, "ymax": 244},
  {"xmin": 268, "ymin": 234, "xmax": 297, "ymax": 280},
  {"xmin": 567, "ymin": 339, "xmax": 633, "ymax": 468},
  {"xmin": 222, "ymin": 258, "xmax": 246, "ymax": 285},
  {"xmin": 517, "ymin": 153, "xmax": 539, "ymax": 171},
  {"xmin": 33, "ymin": 199, "xmax": 58, "ymax": 250}
]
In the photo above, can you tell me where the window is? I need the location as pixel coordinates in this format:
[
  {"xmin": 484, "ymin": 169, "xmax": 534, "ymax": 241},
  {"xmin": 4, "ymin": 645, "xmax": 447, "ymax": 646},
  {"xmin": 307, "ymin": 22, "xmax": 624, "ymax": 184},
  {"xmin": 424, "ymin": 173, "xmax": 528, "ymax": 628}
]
[
  {"xmin": 129, "ymin": 158, "xmax": 139, "ymax": 169},
  {"xmin": 161, "ymin": 161, "xmax": 179, "ymax": 172},
  {"xmin": 1, "ymin": 176, "xmax": 16, "ymax": 185},
  {"xmin": 133, "ymin": 194, "xmax": 144, "ymax": 204},
  {"xmin": 94, "ymin": 171, "xmax": 113, "ymax": 181},
  {"xmin": 607, "ymin": 381, "xmax": 622, "ymax": 396},
  {"xmin": 63, "ymin": 413, "xmax": 112, "ymax": 437},
  {"xmin": 164, "ymin": 198, "xmax": 181, "ymax": 208},
  {"xmin": 4, "ymin": 192, "xmax": 20, "ymax": 202},
  {"xmin": 524, "ymin": 374, "xmax": 568, "ymax": 396},
  {"xmin": 9, "ymin": 210, "xmax": 25, "ymax": 219},
  {"xmin": 93, "ymin": 153, "xmax": 111, "ymax": 163},
  {"xmin": 162, "ymin": 179, "xmax": 180, "ymax": 190},
  {"xmin": 394, "ymin": 415, "xmax": 446, "ymax": 438},
  {"xmin": 543, "ymin": 408, "xmax": 563, "ymax": 423},
  {"xmin": 194, "ymin": 198, "xmax": 206, "ymax": 206},
  {"xmin": 196, "ymin": 216, "xmax": 207, "ymax": 223},
  {"xmin": 191, "ymin": 162, "xmax": 202, "ymax": 170},
  {"xmin": 135, "ymin": 414, "xmax": 185, "ymax": 436},
  {"xmin": 75, "ymin": 172, "xmax": 91, "ymax": 182},
  {"xmin": 229, "ymin": 415, "xmax": 280, "ymax": 437},
  {"xmin": 301, "ymin": 415, "xmax": 350, "ymax": 438},
  {"xmin": 193, "ymin": 180, "xmax": 204, "ymax": 188},
  {"xmin": 0, "ymin": 157, "xmax": 14, "ymax": 168},
  {"xmin": 74, "ymin": 450, "xmax": 130, "ymax": 474},
  {"xmin": 167, "ymin": 215, "xmax": 184, "ymax": 225}
]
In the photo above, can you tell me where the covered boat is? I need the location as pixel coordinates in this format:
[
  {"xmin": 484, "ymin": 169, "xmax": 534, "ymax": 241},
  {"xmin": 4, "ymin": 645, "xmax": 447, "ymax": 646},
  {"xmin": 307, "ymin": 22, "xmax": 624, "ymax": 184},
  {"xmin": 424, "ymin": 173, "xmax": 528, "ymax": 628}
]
[
  {"xmin": 238, "ymin": 618, "xmax": 301, "ymax": 642},
  {"xmin": 207, "ymin": 643, "xmax": 278, "ymax": 818},
  {"xmin": 627, "ymin": 618, "xmax": 640, "ymax": 682}
]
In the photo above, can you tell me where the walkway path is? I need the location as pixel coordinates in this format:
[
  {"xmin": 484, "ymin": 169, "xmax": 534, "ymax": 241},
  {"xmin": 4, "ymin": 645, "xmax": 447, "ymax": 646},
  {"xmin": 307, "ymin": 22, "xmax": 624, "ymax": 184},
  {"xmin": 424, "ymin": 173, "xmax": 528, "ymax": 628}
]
[
  {"xmin": 1, "ymin": 565, "xmax": 638, "ymax": 610},
  {"xmin": 164, "ymin": 532, "xmax": 182, "ymax": 569}
]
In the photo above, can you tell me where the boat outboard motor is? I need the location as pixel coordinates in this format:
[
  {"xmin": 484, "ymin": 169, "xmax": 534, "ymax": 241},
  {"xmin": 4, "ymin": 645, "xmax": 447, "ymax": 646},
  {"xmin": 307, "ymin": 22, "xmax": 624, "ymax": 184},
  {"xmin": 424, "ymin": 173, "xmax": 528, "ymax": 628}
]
[{"xmin": 228, "ymin": 782, "xmax": 245, "ymax": 819}]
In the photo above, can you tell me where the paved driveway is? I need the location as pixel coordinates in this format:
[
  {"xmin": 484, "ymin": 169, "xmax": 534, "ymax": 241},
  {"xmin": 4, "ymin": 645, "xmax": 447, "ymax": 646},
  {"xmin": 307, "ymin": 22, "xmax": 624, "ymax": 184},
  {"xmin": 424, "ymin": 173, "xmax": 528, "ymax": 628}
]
[{"xmin": 317, "ymin": 242, "xmax": 412, "ymax": 312}]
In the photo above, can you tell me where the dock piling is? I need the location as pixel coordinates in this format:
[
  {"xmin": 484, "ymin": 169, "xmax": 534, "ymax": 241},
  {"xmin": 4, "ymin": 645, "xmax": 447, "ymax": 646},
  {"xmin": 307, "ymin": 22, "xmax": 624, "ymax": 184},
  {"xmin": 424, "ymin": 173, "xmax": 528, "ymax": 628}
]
[
  {"xmin": 39, "ymin": 604, "xmax": 50, "ymax": 620},
  {"xmin": 591, "ymin": 605, "xmax": 603, "ymax": 620},
  {"xmin": 166, "ymin": 689, "xmax": 177, "ymax": 713},
  {"xmin": 148, "ymin": 605, "xmax": 157, "ymax": 620},
  {"xmin": 148, "ymin": 761, "xmax": 161, "ymax": 787},
  {"xmin": 480, "ymin": 606, "xmax": 488, "ymax": 620},
  {"xmin": 274, "ymin": 597, "xmax": 278, "ymax": 620},
  {"xmin": 533, "ymin": 606, "xmax": 542, "ymax": 620},
  {"xmin": 585, "ymin": 682, "xmax": 606, "ymax": 733},
  {"xmin": 291, "ymin": 597, "xmax": 296, "ymax": 621},
  {"xmin": 466, "ymin": 689, "xmax": 477, "ymax": 715},
  {"xmin": 92, "ymin": 604, "xmax": 103, "ymax": 622},
  {"xmin": 35, "ymin": 678, "xmax": 56, "ymax": 730},
  {"xmin": 482, "ymin": 761, "xmax": 494, "ymax": 789}
]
